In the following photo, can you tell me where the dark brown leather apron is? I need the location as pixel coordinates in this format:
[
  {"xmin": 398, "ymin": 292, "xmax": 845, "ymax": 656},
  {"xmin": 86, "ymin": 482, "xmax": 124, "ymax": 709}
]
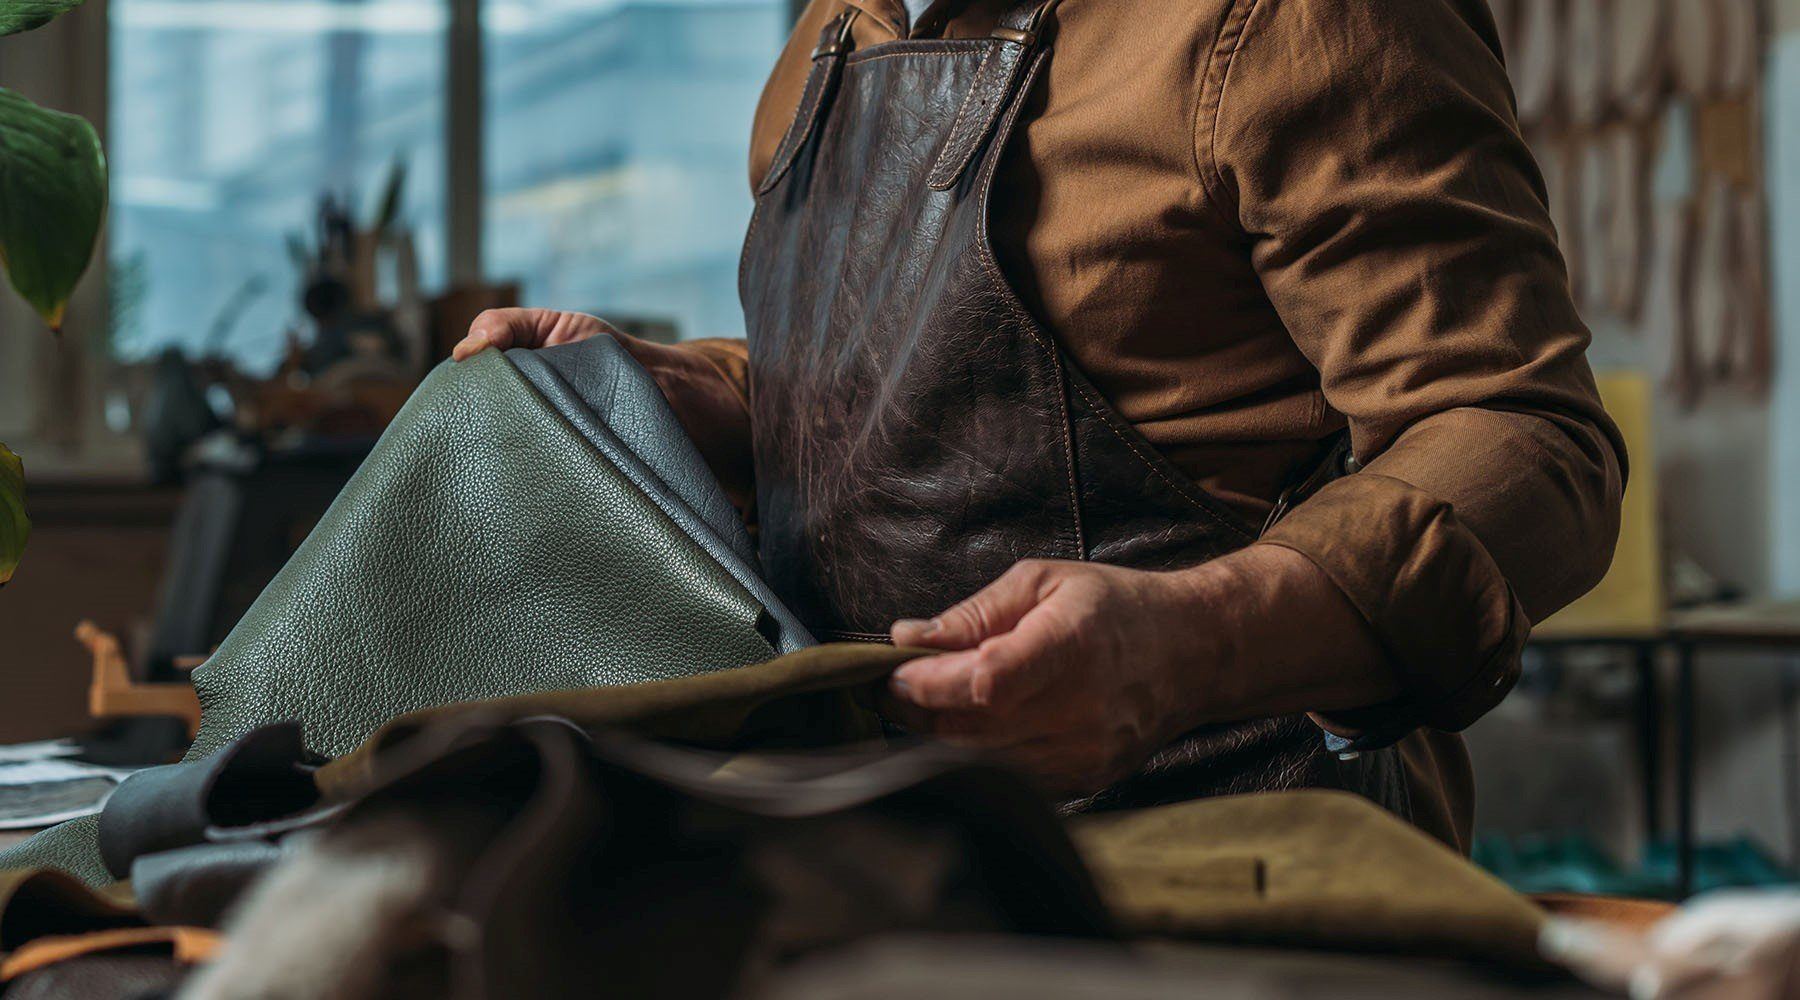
[{"xmin": 741, "ymin": 1, "xmax": 1408, "ymax": 815}]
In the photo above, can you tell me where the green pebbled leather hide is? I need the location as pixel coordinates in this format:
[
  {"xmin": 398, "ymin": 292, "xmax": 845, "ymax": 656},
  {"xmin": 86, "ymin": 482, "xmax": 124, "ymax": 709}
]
[
  {"xmin": 1, "ymin": 349, "xmax": 781, "ymax": 884},
  {"xmin": 186, "ymin": 349, "xmax": 778, "ymax": 760}
]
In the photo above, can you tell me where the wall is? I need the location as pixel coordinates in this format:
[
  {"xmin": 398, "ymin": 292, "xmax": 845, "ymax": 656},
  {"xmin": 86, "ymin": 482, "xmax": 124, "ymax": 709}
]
[{"xmin": 1471, "ymin": 0, "xmax": 1800, "ymax": 866}]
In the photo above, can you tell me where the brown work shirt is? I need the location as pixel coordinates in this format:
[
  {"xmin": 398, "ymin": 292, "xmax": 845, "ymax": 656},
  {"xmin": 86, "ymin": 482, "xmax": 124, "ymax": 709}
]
[{"xmin": 687, "ymin": 0, "xmax": 1626, "ymax": 850}]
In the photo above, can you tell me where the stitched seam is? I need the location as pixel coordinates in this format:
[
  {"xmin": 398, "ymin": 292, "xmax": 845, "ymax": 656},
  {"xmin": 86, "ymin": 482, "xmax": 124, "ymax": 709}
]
[
  {"xmin": 931, "ymin": 43, "xmax": 1001, "ymax": 185},
  {"xmin": 743, "ymin": 64, "xmax": 827, "ymax": 287},
  {"xmin": 822, "ymin": 630, "xmax": 894, "ymax": 643},
  {"xmin": 1057, "ymin": 363, "xmax": 1089, "ymax": 559},
  {"xmin": 1064, "ymin": 375, "xmax": 1253, "ymax": 539},
  {"xmin": 845, "ymin": 41, "xmax": 988, "ymax": 63},
  {"xmin": 963, "ymin": 52, "xmax": 1255, "ymax": 545},
  {"xmin": 940, "ymin": 47, "xmax": 1026, "ymax": 189},
  {"xmin": 761, "ymin": 63, "xmax": 830, "ymax": 196},
  {"xmin": 969, "ymin": 51, "xmax": 1082, "ymax": 561},
  {"xmin": 1193, "ymin": 0, "xmax": 1263, "ymax": 223}
]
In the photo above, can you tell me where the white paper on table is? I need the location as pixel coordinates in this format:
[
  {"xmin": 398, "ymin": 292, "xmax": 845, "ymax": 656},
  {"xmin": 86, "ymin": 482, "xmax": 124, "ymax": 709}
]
[{"xmin": 0, "ymin": 740, "xmax": 83, "ymax": 764}]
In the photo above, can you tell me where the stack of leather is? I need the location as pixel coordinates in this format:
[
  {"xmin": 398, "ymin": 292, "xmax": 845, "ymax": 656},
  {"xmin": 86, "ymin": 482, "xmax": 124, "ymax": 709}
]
[{"xmin": 0, "ymin": 341, "xmax": 1572, "ymax": 997}]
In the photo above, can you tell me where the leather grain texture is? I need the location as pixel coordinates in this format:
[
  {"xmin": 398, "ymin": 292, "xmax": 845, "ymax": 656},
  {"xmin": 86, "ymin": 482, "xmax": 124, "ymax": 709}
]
[
  {"xmin": 0, "ymin": 820, "xmax": 110, "ymax": 890},
  {"xmin": 514, "ymin": 337, "xmax": 753, "ymax": 565},
  {"xmin": 1, "ymin": 347, "xmax": 789, "ymax": 886},
  {"xmin": 186, "ymin": 348, "xmax": 780, "ymax": 762},
  {"xmin": 509, "ymin": 338, "xmax": 813, "ymax": 653}
]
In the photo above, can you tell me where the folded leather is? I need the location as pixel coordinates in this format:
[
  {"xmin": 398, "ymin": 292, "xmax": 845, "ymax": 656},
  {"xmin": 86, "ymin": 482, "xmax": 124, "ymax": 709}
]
[
  {"xmin": 199, "ymin": 718, "xmax": 1117, "ymax": 998},
  {"xmin": 0, "ymin": 344, "xmax": 809, "ymax": 885},
  {"xmin": 87, "ymin": 645, "xmax": 915, "ymax": 889},
  {"xmin": 97, "ymin": 723, "xmax": 316, "ymax": 880},
  {"xmin": 130, "ymin": 843, "xmax": 287, "ymax": 929},
  {"xmin": 0, "ymin": 869, "xmax": 139, "ymax": 955},
  {"xmin": 186, "ymin": 347, "xmax": 786, "ymax": 763},
  {"xmin": 0, "ymin": 728, "xmax": 1556, "ymax": 978},
  {"xmin": 1, "ymin": 926, "xmax": 218, "ymax": 983},
  {"xmin": 508, "ymin": 338, "xmax": 813, "ymax": 654},
  {"xmin": 318, "ymin": 642, "xmax": 917, "ymax": 798}
]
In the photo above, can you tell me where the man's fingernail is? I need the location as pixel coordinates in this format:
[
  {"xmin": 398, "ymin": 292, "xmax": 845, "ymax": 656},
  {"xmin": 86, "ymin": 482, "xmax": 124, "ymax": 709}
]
[{"xmin": 895, "ymin": 618, "xmax": 938, "ymax": 636}]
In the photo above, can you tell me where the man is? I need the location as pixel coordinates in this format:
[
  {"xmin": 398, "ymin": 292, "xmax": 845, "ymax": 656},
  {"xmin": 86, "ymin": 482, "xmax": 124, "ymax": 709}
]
[{"xmin": 454, "ymin": 0, "xmax": 1625, "ymax": 851}]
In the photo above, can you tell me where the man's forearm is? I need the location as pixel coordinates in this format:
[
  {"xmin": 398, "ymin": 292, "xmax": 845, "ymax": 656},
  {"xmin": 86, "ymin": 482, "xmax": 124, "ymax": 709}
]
[{"xmin": 1172, "ymin": 543, "xmax": 1402, "ymax": 726}]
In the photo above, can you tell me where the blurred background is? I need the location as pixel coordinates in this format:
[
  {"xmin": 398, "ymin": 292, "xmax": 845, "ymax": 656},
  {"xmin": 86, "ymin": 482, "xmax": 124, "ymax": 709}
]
[{"xmin": 0, "ymin": 0, "xmax": 1797, "ymax": 899}]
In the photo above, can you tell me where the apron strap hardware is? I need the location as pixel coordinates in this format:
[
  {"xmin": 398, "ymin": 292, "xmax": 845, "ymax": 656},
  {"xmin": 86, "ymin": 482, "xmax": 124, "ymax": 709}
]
[
  {"xmin": 760, "ymin": 9, "xmax": 860, "ymax": 197},
  {"xmin": 811, "ymin": 6, "xmax": 859, "ymax": 59},
  {"xmin": 926, "ymin": 0, "xmax": 1060, "ymax": 192}
]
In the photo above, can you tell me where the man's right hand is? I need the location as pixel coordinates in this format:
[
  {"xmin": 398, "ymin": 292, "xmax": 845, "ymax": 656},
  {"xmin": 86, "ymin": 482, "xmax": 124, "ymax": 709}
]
[{"xmin": 454, "ymin": 308, "xmax": 756, "ymax": 513}]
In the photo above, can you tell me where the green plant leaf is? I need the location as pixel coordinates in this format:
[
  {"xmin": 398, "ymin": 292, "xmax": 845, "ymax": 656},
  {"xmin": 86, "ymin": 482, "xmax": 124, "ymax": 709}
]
[
  {"xmin": 0, "ymin": 442, "xmax": 25, "ymax": 586},
  {"xmin": 0, "ymin": 0, "xmax": 87, "ymax": 37},
  {"xmin": 0, "ymin": 87, "xmax": 106, "ymax": 330}
]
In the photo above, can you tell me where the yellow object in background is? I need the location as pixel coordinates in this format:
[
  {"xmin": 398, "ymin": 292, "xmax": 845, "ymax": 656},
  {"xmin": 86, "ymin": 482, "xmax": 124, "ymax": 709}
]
[{"xmin": 1534, "ymin": 373, "xmax": 1664, "ymax": 639}]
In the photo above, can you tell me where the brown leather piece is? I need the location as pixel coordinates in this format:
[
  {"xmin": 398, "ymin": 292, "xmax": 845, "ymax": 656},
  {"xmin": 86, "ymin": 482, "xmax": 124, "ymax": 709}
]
[{"xmin": 1073, "ymin": 790, "xmax": 1552, "ymax": 966}]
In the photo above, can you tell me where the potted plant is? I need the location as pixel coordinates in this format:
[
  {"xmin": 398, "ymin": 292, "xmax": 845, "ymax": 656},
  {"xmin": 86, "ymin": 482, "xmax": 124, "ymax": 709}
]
[{"xmin": 0, "ymin": 0, "xmax": 108, "ymax": 585}]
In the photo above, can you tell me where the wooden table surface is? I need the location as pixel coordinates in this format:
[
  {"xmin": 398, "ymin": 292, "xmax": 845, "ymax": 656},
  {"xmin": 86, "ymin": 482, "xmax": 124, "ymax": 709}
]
[{"xmin": 1669, "ymin": 598, "xmax": 1800, "ymax": 643}]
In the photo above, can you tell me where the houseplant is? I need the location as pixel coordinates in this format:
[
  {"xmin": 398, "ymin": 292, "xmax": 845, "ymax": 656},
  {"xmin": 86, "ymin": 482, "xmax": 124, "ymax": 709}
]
[{"xmin": 0, "ymin": 0, "xmax": 109, "ymax": 584}]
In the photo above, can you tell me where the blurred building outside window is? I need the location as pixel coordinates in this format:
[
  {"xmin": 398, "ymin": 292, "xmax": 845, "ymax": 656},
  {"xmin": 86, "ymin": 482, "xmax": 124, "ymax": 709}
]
[
  {"xmin": 105, "ymin": 0, "xmax": 783, "ymax": 385},
  {"xmin": 485, "ymin": 0, "xmax": 785, "ymax": 342}
]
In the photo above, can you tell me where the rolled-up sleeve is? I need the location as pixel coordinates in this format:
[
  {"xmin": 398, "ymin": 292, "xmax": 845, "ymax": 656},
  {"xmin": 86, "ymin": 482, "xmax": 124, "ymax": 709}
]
[
  {"xmin": 680, "ymin": 337, "xmax": 753, "ymax": 406},
  {"xmin": 1206, "ymin": 0, "xmax": 1627, "ymax": 736}
]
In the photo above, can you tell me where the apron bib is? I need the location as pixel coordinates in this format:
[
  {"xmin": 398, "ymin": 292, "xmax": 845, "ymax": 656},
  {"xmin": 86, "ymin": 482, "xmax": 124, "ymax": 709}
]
[{"xmin": 741, "ymin": 1, "xmax": 1408, "ymax": 815}]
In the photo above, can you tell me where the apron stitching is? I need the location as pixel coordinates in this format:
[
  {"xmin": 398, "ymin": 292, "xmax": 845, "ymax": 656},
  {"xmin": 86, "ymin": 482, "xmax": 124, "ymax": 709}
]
[
  {"xmin": 966, "ymin": 51, "xmax": 1085, "ymax": 562},
  {"xmin": 963, "ymin": 53, "xmax": 1256, "ymax": 545},
  {"xmin": 1054, "ymin": 362, "xmax": 1090, "ymax": 559},
  {"xmin": 845, "ymin": 47, "xmax": 985, "ymax": 65},
  {"xmin": 935, "ymin": 42, "xmax": 1002, "ymax": 179},
  {"xmin": 1064, "ymin": 375, "xmax": 1256, "ymax": 540},
  {"xmin": 760, "ymin": 48, "xmax": 836, "ymax": 195}
]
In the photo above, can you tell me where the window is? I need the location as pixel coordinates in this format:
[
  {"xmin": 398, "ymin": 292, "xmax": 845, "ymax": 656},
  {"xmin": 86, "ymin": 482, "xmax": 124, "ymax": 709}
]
[
  {"xmin": 107, "ymin": 0, "xmax": 787, "ymax": 380},
  {"xmin": 109, "ymin": 0, "xmax": 449, "ymax": 374},
  {"xmin": 483, "ymin": 0, "xmax": 787, "ymax": 342}
]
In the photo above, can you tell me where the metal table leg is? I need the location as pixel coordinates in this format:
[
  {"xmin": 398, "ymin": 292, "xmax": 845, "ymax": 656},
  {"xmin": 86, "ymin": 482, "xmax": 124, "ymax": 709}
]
[
  {"xmin": 1675, "ymin": 641, "xmax": 1697, "ymax": 898},
  {"xmin": 1635, "ymin": 642, "xmax": 1662, "ymax": 841}
]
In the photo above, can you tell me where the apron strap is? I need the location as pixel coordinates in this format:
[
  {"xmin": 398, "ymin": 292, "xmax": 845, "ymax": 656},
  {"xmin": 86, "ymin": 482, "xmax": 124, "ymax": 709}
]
[
  {"xmin": 758, "ymin": 9, "xmax": 860, "ymax": 197},
  {"xmin": 926, "ymin": 0, "xmax": 1061, "ymax": 192}
]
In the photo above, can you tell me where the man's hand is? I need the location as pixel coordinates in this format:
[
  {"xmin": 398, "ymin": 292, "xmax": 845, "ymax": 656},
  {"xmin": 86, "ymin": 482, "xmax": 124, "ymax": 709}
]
[
  {"xmin": 881, "ymin": 545, "xmax": 1401, "ymax": 797},
  {"xmin": 452, "ymin": 307, "xmax": 617, "ymax": 360},
  {"xmin": 453, "ymin": 308, "xmax": 755, "ymax": 509}
]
